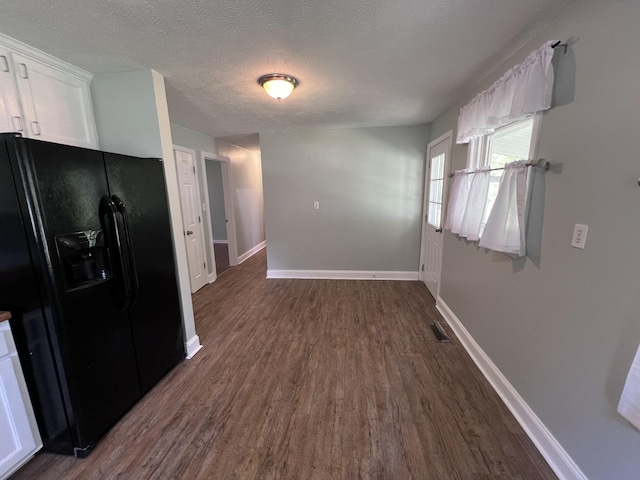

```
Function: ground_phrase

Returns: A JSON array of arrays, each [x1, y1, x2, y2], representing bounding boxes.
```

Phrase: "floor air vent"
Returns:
[[430, 322, 451, 343]]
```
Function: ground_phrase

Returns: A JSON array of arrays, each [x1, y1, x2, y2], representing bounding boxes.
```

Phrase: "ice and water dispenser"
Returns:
[[55, 230, 111, 291]]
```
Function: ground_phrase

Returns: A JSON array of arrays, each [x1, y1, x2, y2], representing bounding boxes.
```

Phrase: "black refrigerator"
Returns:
[[0, 133, 185, 457]]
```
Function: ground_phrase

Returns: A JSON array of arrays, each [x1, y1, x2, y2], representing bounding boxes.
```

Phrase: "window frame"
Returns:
[[463, 113, 543, 237], [468, 113, 543, 171]]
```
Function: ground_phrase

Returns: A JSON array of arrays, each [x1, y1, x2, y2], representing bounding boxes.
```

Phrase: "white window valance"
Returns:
[[456, 41, 557, 144]]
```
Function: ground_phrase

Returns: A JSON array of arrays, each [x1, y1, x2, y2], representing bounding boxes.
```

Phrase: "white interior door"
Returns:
[[420, 131, 452, 298], [174, 146, 207, 293]]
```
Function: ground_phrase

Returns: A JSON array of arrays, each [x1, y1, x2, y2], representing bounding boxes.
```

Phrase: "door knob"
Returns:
[[435, 227, 443, 233], [186, 230, 194, 235]]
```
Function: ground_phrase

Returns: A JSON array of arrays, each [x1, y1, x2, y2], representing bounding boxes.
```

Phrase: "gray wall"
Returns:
[[217, 141, 265, 257], [260, 125, 430, 272], [429, 1, 640, 478], [205, 161, 227, 241], [170, 122, 217, 275]]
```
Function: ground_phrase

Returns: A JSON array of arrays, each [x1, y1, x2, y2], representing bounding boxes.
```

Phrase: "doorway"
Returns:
[[200, 151, 238, 282], [419, 131, 452, 299]]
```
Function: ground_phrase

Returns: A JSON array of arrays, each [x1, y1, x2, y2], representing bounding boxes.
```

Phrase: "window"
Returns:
[[466, 115, 539, 235], [486, 116, 535, 217], [427, 152, 445, 228]]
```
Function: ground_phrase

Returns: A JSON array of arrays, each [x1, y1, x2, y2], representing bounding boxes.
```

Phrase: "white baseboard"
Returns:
[[238, 240, 266, 264], [207, 272, 216, 283], [266, 269, 419, 281], [213, 240, 229, 244], [436, 297, 587, 480], [184, 335, 203, 359]]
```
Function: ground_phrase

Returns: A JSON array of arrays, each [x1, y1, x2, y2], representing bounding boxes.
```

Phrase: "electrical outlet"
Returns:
[[571, 224, 588, 249], [313, 201, 320, 210]]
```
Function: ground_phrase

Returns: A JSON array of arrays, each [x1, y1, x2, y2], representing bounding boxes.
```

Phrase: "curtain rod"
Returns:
[[447, 158, 549, 178], [551, 41, 568, 54]]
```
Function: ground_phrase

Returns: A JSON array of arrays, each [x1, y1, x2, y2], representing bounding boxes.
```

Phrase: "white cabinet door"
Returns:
[[12, 53, 98, 149], [0, 48, 24, 135], [0, 356, 38, 479]]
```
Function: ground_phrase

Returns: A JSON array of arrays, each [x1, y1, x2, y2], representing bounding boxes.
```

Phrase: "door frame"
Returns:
[[173, 144, 208, 293], [419, 130, 453, 298], [200, 151, 239, 282]]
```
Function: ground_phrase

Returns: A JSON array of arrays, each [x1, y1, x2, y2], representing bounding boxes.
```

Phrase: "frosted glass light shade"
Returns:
[[258, 74, 298, 100]]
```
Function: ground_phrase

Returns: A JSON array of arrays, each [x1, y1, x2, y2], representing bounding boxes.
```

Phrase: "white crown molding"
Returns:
[[436, 297, 587, 480], [0, 32, 93, 82]]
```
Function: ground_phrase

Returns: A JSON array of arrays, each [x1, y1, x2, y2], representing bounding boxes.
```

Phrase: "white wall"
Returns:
[[91, 70, 199, 354], [260, 125, 429, 273], [430, 1, 640, 478], [216, 140, 265, 258]]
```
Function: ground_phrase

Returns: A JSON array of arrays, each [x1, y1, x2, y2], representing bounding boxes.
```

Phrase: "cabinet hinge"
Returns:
[[203, 262, 206, 268], [192, 166, 196, 173], [421, 264, 425, 271], [0, 55, 9, 73], [198, 216, 201, 223]]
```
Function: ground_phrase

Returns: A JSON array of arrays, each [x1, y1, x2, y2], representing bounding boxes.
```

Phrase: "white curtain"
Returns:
[[456, 41, 556, 144], [459, 168, 491, 241], [479, 161, 529, 257], [444, 170, 471, 234]]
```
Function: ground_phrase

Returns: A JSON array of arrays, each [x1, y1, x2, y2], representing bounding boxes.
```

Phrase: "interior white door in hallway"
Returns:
[[174, 146, 207, 293], [420, 131, 452, 298]]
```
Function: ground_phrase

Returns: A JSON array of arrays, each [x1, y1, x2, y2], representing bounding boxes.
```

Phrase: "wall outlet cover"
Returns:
[[571, 224, 588, 249]]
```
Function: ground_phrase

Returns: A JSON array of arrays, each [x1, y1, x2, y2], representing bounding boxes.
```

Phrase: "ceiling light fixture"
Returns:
[[258, 74, 298, 100]]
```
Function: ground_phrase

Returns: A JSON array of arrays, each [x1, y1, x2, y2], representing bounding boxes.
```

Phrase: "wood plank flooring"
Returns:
[[12, 250, 556, 479], [214, 243, 230, 275]]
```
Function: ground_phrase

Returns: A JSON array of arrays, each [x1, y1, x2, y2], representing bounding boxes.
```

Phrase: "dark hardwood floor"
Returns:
[[214, 242, 230, 275], [12, 249, 556, 479]]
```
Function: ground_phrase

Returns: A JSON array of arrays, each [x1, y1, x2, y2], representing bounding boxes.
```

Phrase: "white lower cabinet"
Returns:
[[0, 321, 41, 480], [0, 33, 98, 149]]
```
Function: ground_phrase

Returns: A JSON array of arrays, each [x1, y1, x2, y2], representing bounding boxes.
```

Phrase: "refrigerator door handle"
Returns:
[[112, 195, 139, 308], [99, 196, 132, 311]]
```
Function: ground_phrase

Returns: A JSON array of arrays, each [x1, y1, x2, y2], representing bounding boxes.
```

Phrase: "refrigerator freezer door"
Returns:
[[9, 139, 141, 454], [104, 153, 185, 394]]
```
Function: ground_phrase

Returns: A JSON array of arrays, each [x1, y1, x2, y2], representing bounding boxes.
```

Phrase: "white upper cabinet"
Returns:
[[0, 47, 23, 134], [0, 34, 98, 149]]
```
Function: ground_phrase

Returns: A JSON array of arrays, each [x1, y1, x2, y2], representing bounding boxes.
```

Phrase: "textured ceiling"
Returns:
[[0, 0, 572, 140]]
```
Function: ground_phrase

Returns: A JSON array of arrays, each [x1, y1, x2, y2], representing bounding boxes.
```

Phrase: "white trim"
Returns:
[[213, 240, 229, 244], [207, 272, 216, 284], [184, 335, 203, 359], [200, 151, 239, 274], [435, 297, 587, 480], [0, 32, 93, 82], [238, 241, 266, 264], [266, 269, 419, 280]]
